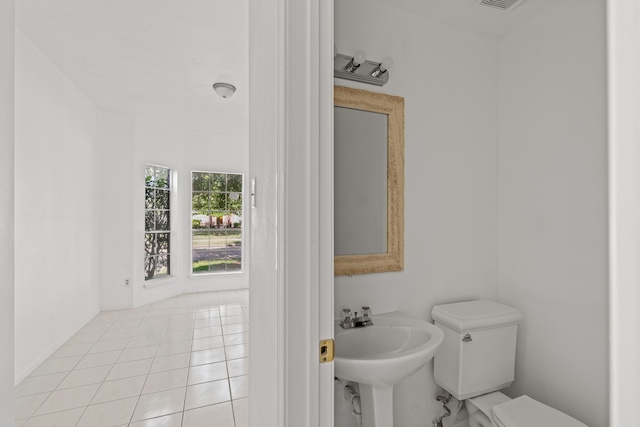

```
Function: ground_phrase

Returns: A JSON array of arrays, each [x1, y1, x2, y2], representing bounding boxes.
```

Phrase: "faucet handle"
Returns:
[[341, 308, 352, 322]]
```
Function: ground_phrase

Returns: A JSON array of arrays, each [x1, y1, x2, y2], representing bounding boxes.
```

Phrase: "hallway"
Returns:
[[14, 290, 249, 427]]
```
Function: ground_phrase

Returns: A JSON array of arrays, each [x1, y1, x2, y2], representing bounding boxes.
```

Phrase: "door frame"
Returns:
[[248, 0, 334, 426]]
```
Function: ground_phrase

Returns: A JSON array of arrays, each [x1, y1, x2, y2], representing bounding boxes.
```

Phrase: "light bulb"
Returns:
[[353, 50, 366, 65], [380, 56, 394, 72]]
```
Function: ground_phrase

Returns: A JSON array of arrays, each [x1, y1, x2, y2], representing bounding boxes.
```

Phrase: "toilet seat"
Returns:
[[492, 395, 587, 427]]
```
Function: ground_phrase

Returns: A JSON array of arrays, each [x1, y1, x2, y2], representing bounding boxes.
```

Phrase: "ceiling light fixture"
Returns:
[[212, 82, 236, 99]]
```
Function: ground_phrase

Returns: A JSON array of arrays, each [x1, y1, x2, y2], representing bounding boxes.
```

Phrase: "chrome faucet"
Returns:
[[339, 306, 374, 328]]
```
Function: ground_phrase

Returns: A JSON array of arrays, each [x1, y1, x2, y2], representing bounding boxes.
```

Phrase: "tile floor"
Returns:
[[14, 290, 249, 427]]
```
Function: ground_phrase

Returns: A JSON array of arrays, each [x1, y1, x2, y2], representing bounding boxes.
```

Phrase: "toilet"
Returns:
[[431, 299, 587, 427]]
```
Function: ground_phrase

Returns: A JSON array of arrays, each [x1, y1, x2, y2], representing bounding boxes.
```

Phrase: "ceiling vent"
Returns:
[[474, 0, 527, 12]]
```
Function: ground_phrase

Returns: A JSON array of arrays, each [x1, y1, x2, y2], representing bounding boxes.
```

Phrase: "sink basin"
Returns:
[[334, 312, 444, 427], [335, 312, 444, 388]]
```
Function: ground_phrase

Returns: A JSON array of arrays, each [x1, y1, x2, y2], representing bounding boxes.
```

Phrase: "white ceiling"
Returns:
[[16, 0, 561, 137], [374, 0, 564, 37], [16, 0, 249, 136]]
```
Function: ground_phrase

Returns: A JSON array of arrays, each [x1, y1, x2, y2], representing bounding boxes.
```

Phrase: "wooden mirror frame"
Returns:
[[334, 86, 404, 276]]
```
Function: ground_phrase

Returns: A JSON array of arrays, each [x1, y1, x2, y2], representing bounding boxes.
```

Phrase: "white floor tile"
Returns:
[[118, 345, 158, 363], [30, 356, 81, 376], [191, 335, 224, 351], [88, 338, 129, 354], [16, 290, 250, 427], [91, 375, 146, 404], [128, 412, 183, 427], [190, 348, 226, 366], [156, 340, 192, 357], [56, 365, 111, 390], [223, 332, 248, 346], [22, 407, 84, 427], [233, 398, 249, 427], [67, 331, 104, 345], [230, 375, 249, 399], [227, 358, 248, 377], [149, 353, 190, 374], [225, 344, 248, 360], [34, 383, 100, 416], [14, 393, 50, 420], [76, 397, 138, 427], [75, 349, 122, 369], [15, 373, 65, 397], [142, 368, 188, 395], [222, 323, 249, 335], [187, 362, 228, 385], [193, 326, 223, 339], [106, 359, 153, 381], [49, 342, 94, 359], [131, 388, 186, 422], [184, 379, 230, 410], [183, 402, 235, 427]]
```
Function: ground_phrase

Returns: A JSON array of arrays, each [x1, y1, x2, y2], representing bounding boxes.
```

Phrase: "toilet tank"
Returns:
[[431, 299, 523, 400]]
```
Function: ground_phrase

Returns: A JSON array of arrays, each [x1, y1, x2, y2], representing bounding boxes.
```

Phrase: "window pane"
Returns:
[[156, 168, 169, 189], [209, 229, 227, 250], [145, 255, 157, 280], [226, 253, 242, 271], [192, 172, 209, 191], [157, 233, 170, 251], [145, 166, 155, 187], [145, 211, 154, 231], [208, 250, 228, 271], [156, 211, 170, 231], [156, 189, 169, 210], [155, 255, 169, 277], [193, 230, 210, 251], [227, 174, 242, 192], [228, 194, 242, 214], [145, 188, 154, 209], [144, 234, 156, 257], [192, 192, 209, 215], [210, 174, 226, 192], [210, 193, 228, 213]]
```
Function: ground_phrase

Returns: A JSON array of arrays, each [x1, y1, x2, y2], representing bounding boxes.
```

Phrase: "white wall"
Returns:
[[14, 30, 101, 381], [497, 1, 608, 426], [334, 2, 500, 425], [0, 0, 15, 422], [98, 110, 135, 309]]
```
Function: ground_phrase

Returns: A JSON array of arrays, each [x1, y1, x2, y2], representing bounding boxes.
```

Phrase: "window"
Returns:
[[191, 172, 243, 273], [145, 165, 171, 280]]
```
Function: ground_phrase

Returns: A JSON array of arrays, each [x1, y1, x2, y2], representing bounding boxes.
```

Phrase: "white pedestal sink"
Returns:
[[334, 312, 444, 427]]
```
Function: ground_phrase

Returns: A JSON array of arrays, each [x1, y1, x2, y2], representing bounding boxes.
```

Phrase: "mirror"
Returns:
[[334, 86, 404, 276]]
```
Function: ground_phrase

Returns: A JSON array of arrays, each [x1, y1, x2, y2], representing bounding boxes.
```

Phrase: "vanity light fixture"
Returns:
[[212, 82, 236, 99], [334, 49, 393, 86]]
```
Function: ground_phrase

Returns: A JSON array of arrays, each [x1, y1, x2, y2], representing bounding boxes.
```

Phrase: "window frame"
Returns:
[[190, 170, 244, 276], [144, 164, 174, 282]]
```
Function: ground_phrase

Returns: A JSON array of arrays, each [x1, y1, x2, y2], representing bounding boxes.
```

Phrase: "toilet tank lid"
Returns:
[[431, 299, 522, 332], [493, 396, 588, 427]]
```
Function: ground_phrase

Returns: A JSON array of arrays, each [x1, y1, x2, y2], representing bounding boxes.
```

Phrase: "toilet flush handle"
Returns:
[[462, 334, 472, 342]]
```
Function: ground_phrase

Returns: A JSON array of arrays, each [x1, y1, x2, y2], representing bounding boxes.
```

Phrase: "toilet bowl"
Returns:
[[466, 392, 588, 427], [431, 300, 587, 427]]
